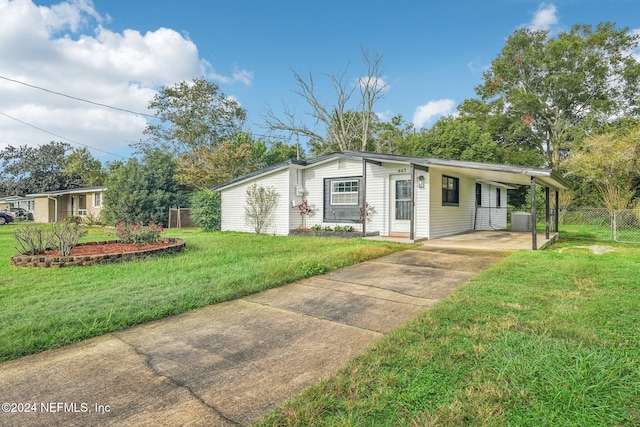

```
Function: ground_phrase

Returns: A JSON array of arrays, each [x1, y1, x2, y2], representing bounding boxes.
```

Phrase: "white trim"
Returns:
[[330, 180, 359, 205]]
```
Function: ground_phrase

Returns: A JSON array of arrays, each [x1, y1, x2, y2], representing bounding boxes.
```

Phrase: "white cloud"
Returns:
[[357, 76, 390, 92], [0, 0, 252, 161], [528, 3, 558, 32], [412, 99, 455, 128]]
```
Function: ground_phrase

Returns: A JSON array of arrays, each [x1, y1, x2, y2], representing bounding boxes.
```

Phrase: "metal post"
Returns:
[[555, 190, 559, 233], [545, 186, 550, 240], [531, 177, 537, 250]]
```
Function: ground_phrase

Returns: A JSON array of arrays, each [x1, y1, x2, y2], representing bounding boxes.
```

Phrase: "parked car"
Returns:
[[7, 207, 33, 221], [0, 211, 13, 225]]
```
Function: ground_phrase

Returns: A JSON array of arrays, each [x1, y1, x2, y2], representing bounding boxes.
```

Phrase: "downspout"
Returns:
[[47, 196, 58, 223], [545, 186, 550, 240], [530, 177, 537, 250]]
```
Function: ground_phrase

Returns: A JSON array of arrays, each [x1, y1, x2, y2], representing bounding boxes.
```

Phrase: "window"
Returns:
[[496, 188, 501, 207], [442, 175, 459, 205], [94, 192, 102, 208], [395, 180, 411, 220], [324, 177, 362, 223], [476, 183, 482, 206], [331, 180, 359, 205]]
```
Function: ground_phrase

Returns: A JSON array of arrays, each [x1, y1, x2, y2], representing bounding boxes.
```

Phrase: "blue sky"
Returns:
[[1, 0, 639, 161]]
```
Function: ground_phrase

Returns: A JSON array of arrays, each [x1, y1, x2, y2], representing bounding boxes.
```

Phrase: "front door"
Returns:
[[390, 175, 411, 234]]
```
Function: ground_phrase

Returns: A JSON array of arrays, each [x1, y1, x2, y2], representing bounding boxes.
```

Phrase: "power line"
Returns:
[[0, 111, 127, 159], [0, 75, 158, 119]]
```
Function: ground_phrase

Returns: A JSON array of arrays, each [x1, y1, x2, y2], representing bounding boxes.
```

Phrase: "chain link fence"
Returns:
[[559, 207, 640, 243], [613, 209, 640, 243]]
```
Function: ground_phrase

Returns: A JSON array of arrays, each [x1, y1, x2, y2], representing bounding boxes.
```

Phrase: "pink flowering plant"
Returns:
[[113, 222, 164, 244], [297, 200, 313, 217]]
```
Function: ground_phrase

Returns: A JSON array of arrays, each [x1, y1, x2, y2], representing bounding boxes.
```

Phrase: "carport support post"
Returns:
[[410, 163, 415, 241], [555, 190, 560, 233], [531, 176, 537, 250], [545, 186, 550, 240]]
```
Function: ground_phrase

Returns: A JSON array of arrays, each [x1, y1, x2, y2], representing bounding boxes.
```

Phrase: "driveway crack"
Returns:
[[110, 333, 241, 426]]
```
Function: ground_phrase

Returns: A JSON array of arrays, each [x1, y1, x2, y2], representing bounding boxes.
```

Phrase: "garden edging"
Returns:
[[11, 238, 185, 268]]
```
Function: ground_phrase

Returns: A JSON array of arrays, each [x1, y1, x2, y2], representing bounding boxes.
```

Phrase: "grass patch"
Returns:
[[0, 224, 411, 362], [255, 239, 640, 426]]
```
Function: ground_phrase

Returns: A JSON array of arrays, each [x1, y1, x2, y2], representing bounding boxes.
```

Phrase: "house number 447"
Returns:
[[398, 168, 407, 173]]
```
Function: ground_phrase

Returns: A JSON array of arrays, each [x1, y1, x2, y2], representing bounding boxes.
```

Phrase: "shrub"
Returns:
[[324, 226, 333, 231], [343, 225, 355, 232], [113, 222, 164, 244], [190, 190, 221, 231], [14, 226, 56, 255], [82, 212, 105, 226], [244, 184, 279, 234], [14, 223, 87, 256], [64, 215, 82, 225], [50, 223, 88, 256], [333, 225, 344, 232], [311, 224, 323, 231]]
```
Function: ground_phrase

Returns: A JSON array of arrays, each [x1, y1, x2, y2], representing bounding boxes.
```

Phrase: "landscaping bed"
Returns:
[[11, 238, 185, 268]]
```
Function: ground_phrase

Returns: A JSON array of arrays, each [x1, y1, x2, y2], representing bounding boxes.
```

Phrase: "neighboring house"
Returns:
[[0, 195, 35, 212], [212, 151, 569, 248], [27, 186, 106, 223]]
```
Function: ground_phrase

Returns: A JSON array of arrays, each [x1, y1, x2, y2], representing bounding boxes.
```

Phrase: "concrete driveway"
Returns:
[[0, 246, 508, 426]]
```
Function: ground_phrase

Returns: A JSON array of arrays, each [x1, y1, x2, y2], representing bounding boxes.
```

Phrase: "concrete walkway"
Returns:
[[0, 247, 508, 427]]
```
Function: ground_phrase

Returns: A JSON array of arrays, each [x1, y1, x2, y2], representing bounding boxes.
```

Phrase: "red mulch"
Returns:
[[45, 241, 171, 257]]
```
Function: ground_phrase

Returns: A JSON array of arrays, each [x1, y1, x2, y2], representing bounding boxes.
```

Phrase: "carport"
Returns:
[[424, 158, 570, 250]]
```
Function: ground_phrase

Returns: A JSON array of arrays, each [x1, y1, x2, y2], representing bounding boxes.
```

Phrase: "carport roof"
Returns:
[[212, 151, 570, 191]]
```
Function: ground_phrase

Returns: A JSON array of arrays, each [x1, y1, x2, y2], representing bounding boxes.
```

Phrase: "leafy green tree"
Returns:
[[175, 133, 302, 189], [374, 115, 415, 155], [477, 22, 640, 169], [63, 147, 107, 187], [0, 141, 71, 195], [190, 190, 221, 231], [142, 78, 246, 155], [413, 117, 501, 163], [102, 148, 188, 226], [456, 98, 546, 166], [564, 125, 640, 210]]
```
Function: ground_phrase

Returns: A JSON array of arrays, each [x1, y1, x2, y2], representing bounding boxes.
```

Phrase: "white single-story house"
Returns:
[[212, 151, 570, 249], [0, 195, 35, 212], [27, 186, 106, 223]]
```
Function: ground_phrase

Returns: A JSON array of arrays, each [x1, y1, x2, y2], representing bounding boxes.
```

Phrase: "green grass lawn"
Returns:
[[0, 224, 410, 362], [255, 238, 640, 426]]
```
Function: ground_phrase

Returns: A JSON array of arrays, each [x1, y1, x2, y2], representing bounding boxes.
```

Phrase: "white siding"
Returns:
[[475, 183, 508, 230], [415, 171, 429, 239], [302, 158, 363, 229], [429, 169, 476, 239], [220, 169, 291, 235], [365, 162, 391, 235], [364, 162, 428, 238], [289, 167, 308, 230]]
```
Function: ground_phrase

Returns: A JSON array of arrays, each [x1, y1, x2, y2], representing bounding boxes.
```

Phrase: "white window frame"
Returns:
[[93, 192, 103, 208], [330, 180, 359, 205]]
